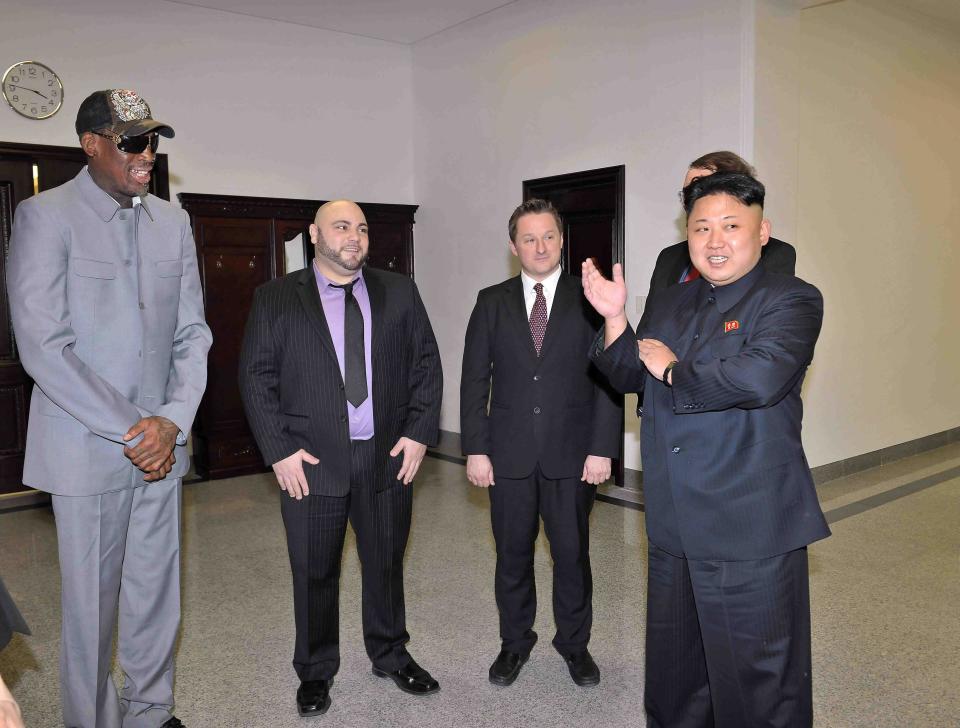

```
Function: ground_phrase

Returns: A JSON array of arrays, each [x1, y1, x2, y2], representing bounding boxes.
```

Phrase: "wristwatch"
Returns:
[[663, 360, 679, 387]]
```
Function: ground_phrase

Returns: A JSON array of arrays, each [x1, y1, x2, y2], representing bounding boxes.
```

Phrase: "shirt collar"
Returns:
[[520, 265, 562, 298], [77, 166, 154, 222], [313, 259, 365, 291], [697, 263, 764, 313]]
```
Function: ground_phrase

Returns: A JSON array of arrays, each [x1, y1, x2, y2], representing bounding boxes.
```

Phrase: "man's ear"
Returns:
[[309, 223, 319, 245], [79, 132, 98, 159], [508, 239, 519, 258], [759, 218, 771, 247]]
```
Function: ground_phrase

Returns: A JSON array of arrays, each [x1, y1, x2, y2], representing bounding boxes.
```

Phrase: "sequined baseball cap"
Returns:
[[75, 89, 175, 138]]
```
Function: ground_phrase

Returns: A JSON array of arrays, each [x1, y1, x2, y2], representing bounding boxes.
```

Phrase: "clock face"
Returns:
[[2, 61, 63, 119]]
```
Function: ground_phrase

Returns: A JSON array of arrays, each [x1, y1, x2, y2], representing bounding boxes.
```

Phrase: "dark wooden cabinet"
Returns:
[[0, 141, 168, 495], [178, 193, 418, 480]]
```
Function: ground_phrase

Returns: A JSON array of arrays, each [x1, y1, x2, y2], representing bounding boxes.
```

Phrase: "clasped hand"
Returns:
[[637, 339, 678, 381], [123, 416, 180, 482]]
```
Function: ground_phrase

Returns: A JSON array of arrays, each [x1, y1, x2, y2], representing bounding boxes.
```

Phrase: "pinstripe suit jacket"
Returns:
[[593, 265, 830, 560], [238, 266, 442, 496]]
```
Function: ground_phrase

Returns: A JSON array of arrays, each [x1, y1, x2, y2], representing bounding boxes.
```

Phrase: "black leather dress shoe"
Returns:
[[372, 658, 440, 695], [489, 649, 528, 686], [161, 719, 185, 728], [564, 650, 600, 686], [297, 679, 332, 717]]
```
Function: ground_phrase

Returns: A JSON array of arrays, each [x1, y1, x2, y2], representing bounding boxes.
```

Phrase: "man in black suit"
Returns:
[[460, 199, 621, 688], [582, 174, 830, 727], [239, 200, 443, 716], [648, 151, 796, 296]]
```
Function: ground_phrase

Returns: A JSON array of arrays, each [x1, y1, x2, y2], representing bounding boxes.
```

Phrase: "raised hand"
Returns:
[[581, 259, 627, 320]]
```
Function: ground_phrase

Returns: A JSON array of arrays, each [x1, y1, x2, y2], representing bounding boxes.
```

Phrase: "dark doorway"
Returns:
[[0, 141, 169, 494], [522, 165, 626, 486]]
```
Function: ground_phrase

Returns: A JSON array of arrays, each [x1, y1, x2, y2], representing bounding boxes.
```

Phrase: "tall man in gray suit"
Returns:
[[6, 90, 211, 728], [239, 200, 443, 717]]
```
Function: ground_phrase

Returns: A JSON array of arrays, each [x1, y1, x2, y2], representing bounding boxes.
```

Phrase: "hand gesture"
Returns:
[[581, 260, 627, 320], [272, 449, 319, 499], [581, 455, 611, 485], [466, 454, 495, 488], [391, 437, 427, 485], [638, 339, 678, 381], [142, 451, 176, 482], [123, 416, 179, 473]]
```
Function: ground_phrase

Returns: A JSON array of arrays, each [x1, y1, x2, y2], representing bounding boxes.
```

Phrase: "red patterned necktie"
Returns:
[[529, 282, 548, 355]]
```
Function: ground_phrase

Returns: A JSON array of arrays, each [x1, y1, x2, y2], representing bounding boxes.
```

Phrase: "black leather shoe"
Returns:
[[297, 679, 332, 717], [564, 650, 600, 686], [372, 658, 440, 695], [161, 719, 185, 728], [489, 649, 528, 686]]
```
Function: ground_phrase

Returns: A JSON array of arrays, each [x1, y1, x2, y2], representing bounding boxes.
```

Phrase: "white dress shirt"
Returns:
[[520, 265, 562, 319]]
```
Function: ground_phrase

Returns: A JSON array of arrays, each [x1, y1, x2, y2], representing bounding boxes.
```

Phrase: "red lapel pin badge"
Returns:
[[724, 320, 740, 333]]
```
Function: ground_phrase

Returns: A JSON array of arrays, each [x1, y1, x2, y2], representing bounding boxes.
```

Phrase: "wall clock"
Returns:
[[2, 61, 63, 119]]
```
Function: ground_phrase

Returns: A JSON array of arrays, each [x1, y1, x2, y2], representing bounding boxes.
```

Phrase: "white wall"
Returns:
[[754, 0, 960, 466], [412, 0, 754, 468], [0, 0, 415, 203]]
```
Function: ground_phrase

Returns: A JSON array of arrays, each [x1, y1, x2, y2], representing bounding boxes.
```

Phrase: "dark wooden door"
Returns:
[[523, 165, 626, 485], [0, 141, 169, 494]]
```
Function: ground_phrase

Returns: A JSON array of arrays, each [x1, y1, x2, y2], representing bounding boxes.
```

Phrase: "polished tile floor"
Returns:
[[1, 443, 958, 727]]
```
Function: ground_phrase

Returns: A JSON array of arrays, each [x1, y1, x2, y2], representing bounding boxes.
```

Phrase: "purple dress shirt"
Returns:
[[313, 262, 374, 440]]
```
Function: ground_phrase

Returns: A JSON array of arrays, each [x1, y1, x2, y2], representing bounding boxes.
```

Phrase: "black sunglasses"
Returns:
[[92, 130, 160, 154]]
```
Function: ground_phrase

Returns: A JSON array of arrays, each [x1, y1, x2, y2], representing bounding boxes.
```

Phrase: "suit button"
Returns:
[[671, 446, 680, 453], [340, 415, 346, 422], [693, 333, 700, 340], [707, 296, 716, 304], [533, 407, 541, 414], [533, 375, 540, 381]]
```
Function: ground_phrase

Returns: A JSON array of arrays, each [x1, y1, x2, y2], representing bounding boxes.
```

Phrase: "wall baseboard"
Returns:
[[428, 425, 960, 495]]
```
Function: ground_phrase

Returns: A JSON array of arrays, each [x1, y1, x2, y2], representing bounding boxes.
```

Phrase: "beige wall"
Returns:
[[0, 0, 415, 203], [754, 0, 960, 466]]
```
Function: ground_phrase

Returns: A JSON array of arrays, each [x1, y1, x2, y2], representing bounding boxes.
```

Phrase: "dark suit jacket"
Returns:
[[648, 236, 796, 296], [593, 265, 830, 560], [460, 273, 621, 480], [239, 266, 442, 496]]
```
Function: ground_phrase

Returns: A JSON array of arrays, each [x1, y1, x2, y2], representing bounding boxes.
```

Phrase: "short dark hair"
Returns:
[[508, 198, 563, 242], [687, 150, 756, 177], [683, 172, 765, 215]]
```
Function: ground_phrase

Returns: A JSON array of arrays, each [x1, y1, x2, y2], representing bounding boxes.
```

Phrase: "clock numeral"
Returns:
[[50, 90, 58, 98], [48, 79, 54, 86], [27, 67, 36, 76], [11, 95, 18, 102], [10, 75, 19, 83], [41, 106, 48, 113]]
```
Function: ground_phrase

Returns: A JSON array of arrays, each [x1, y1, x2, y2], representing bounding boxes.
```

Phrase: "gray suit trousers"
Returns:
[[52, 479, 182, 728]]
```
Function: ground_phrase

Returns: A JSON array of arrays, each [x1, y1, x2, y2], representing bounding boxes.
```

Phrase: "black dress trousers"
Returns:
[[280, 438, 413, 681], [645, 544, 813, 728], [488, 466, 596, 656]]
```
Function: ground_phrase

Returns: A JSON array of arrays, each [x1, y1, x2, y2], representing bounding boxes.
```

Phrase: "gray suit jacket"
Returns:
[[6, 167, 211, 496]]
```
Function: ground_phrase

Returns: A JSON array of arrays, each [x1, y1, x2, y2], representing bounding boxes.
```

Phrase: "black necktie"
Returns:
[[334, 281, 367, 407]]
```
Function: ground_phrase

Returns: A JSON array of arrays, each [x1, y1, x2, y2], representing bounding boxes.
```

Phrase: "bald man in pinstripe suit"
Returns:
[[239, 200, 443, 717]]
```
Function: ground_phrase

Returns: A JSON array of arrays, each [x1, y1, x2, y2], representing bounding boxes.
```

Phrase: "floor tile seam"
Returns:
[[816, 456, 960, 508], [823, 464, 960, 525]]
